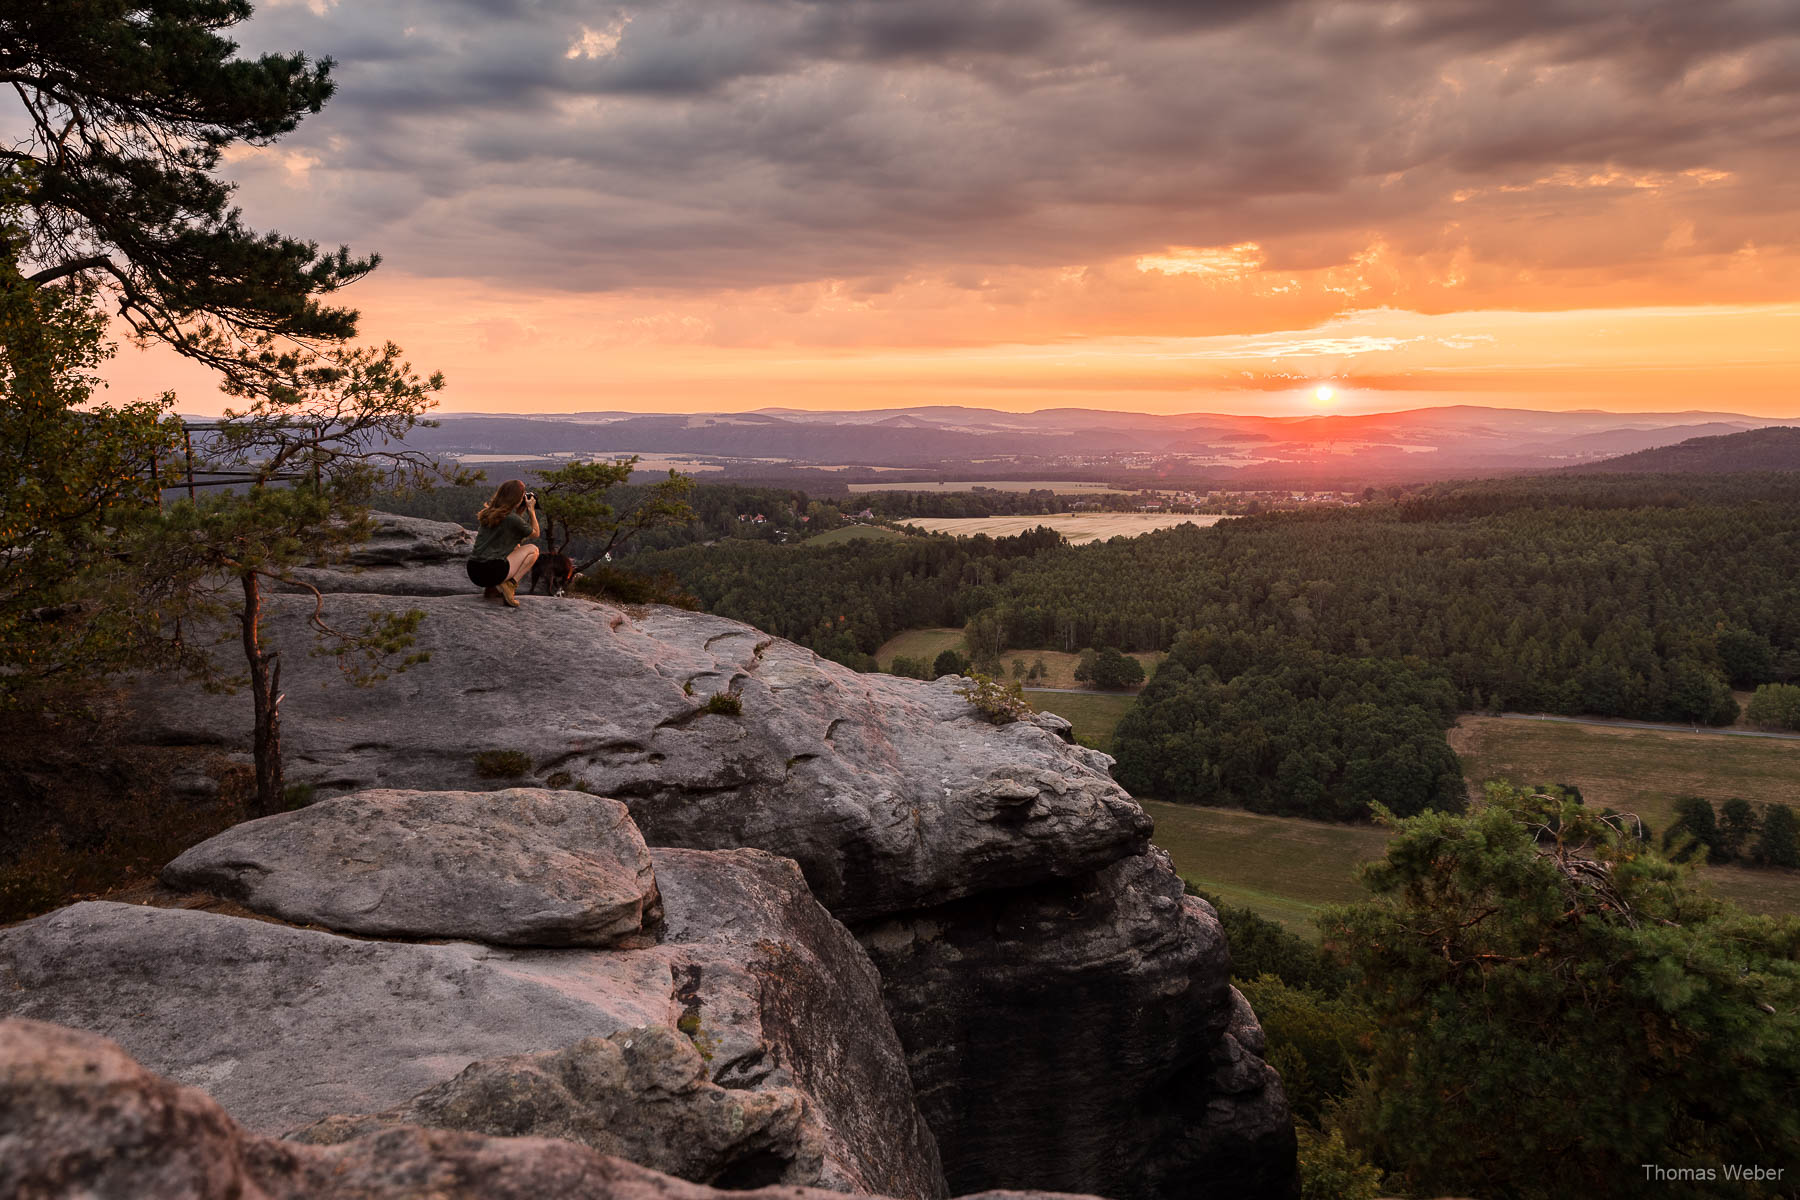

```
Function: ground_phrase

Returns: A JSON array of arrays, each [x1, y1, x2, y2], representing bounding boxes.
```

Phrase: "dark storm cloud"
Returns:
[[228, 0, 1800, 292]]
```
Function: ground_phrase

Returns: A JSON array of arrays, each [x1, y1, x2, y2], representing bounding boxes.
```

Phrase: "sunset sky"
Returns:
[[103, 0, 1800, 418]]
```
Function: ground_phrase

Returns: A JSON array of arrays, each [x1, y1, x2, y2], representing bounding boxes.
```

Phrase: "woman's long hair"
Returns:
[[477, 479, 527, 528]]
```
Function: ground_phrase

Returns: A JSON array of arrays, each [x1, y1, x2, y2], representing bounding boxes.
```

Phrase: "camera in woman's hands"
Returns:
[[524, 491, 536, 504]]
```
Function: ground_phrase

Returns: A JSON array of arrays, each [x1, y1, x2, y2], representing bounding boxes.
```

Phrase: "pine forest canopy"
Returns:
[[625, 472, 1800, 818]]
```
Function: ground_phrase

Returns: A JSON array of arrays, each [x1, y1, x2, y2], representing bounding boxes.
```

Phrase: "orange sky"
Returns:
[[96, 1, 1800, 419]]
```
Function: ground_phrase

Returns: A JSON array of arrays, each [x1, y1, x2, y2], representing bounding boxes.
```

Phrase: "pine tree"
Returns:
[[1327, 785, 1800, 1199], [2, 0, 368, 391]]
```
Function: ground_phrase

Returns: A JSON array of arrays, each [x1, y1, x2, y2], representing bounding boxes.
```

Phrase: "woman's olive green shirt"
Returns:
[[470, 511, 533, 561]]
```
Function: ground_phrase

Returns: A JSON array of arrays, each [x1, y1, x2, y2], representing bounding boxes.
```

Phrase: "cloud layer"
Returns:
[[94, 0, 1800, 414], [233, 0, 1799, 298]]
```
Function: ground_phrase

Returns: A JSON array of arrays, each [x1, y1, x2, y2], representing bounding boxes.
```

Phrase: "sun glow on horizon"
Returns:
[[1313, 384, 1337, 406]]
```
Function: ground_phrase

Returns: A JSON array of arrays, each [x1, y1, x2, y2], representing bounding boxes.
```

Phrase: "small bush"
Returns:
[[1237, 973, 1376, 1128], [544, 770, 574, 789], [702, 692, 742, 717], [280, 782, 316, 811], [473, 749, 532, 778], [955, 672, 1034, 724], [1297, 1127, 1385, 1200]]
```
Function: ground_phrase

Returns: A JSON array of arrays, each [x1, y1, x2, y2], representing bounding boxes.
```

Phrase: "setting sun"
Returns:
[[1313, 384, 1337, 405]]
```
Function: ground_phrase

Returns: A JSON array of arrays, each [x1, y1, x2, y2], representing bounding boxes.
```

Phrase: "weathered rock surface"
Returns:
[[0, 1019, 1087, 1200], [277, 513, 480, 596], [857, 851, 1296, 1200], [346, 514, 476, 564], [128, 589, 1150, 923], [0, 846, 943, 1198], [161, 788, 661, 948], [113, 513, 1295, 1199], [289, 1027, 808, 1187], [283, 558, 477, 596]]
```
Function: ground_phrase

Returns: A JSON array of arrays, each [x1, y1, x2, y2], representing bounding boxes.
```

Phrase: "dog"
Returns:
[[529, 552, 577, 596]]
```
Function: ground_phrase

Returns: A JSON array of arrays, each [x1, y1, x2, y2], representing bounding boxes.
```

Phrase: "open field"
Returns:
[[875, 627, 966, 667], [898, 512, 1227, 544], [1145, 785, 1800, 934], [1142, 801, 1388, 937], [1025, 690, 1136, 752], [1451, 716, 1800, 916], [847, 480, 1129, 494], [1004, 648, 1164, 690], [806, 524, 907, 545], [1451, 715, 1800, 834], [875, 629, 1162, 690]]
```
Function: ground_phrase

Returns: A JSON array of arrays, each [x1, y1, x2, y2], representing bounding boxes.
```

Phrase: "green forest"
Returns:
[[626, 472, 1800, 820]]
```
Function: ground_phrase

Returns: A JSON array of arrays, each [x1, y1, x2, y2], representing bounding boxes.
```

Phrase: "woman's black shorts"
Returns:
[[466, 558, 510, 588]]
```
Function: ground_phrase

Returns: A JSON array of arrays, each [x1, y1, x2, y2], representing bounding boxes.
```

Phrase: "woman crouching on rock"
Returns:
[[467, 480, 540, 607]]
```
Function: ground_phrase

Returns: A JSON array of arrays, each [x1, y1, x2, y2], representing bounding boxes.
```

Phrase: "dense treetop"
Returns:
[[1, 0, 369, 391]]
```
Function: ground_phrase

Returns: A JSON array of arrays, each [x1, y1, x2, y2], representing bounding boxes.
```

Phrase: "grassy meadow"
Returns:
[[1144, 715, 1800, 935], [1142, 800, 1387, 937], [875, 627, 965, 666], [1450, 715, 1800, 917], [875, 627, 1162, 690], [1450, 716, 1800, 835], [806, 523, 907, 545], [1025, 689, 1136, 752]]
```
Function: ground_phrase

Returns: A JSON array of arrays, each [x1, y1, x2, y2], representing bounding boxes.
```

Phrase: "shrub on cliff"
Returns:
[[955, 673, 1033, 724], [1325, 783, 1800, 1200]]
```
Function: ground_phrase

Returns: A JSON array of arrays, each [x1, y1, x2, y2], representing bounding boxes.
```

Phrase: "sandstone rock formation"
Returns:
[[162, 788, 661, 947], [105, 513, 1296, 1199], [289, 1026, 809, 1186], [860, 854, 1293, 1198], [0, 1019, 1083, 1200], [129, 590, 1151, 924], [0, 843, 943, 1199], [278, 511, 478, 596]]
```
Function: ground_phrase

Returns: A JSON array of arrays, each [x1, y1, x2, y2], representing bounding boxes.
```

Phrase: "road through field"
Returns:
[[1498, 712, 1800, 742]]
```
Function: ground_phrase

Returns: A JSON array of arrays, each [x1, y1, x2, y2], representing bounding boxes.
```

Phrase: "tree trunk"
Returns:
[[240, 572, 284, 815]]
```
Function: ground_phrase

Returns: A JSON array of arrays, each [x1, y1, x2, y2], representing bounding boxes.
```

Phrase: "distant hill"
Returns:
[[405, 403, 1799, 487], [1574, 426, 1800, 474]]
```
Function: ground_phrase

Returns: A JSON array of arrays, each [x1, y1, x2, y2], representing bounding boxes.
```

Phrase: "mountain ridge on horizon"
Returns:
[[372, 403, 1800, 487], [429, 401, 1797, 426]]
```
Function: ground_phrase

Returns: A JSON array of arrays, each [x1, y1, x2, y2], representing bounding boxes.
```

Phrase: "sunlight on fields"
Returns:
[[899, 512, 1227, 544]]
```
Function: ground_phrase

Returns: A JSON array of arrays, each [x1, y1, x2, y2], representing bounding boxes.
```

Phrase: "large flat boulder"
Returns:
[[856, 850, 1297, 1200], [276, 513, 479, 596], [1, 1019, 1083, 1200], [0, 847, 944, 1198], [161, 788, 660, 948], [348, 513, 475, 564], [128, 593, 1150, 923]]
